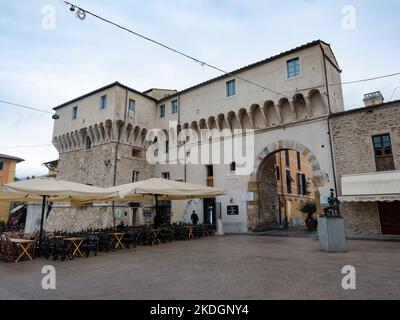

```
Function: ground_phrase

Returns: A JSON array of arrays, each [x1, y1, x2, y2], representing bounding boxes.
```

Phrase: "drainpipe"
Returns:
[[177, 95, 186, 182], [320, 44, 339, 196], [112, 89, 129, 229]]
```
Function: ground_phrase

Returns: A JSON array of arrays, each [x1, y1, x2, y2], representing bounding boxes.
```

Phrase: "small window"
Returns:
[[206, 165, 214, 177], [132, 171, 140, 182], [132, 149, 144, 158], [72, 106, 78, 120], [165, 140, 169, 154], [129, 99, 135, 112], [100, 95, 107, 110], [226, 80, 236, 97], [285, 150, 290, 167], [297, 173, 302, 195], [297, 152, 301, 170], [301, 174, 307, 196], [286, 170, 292, 194], [373, 134, 395, 171], [84, 137, 92, 150], [159, 105, 166, 118], [276, 166, 280, 181], [0, 161, 3, 171], [171, 100, 178, 114], [230, 162, 236, 172], [287, 57, 301, 79], [162, 172, 170, 180]]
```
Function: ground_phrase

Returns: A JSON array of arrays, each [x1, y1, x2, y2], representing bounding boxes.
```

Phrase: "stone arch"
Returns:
[[308, 89, 328, 117], [250, 104, 267, 130], [278, 98, 296, 124], [247, 140, 325, 231], [238, 108, 254, 131], [293, 93, 310, 121], [227, 111, 242, 134], [207, 116, 218, 131], [263, 100, 280, 127]]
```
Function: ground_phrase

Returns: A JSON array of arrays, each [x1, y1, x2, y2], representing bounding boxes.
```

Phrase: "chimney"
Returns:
[[363, 91, 384, 107]]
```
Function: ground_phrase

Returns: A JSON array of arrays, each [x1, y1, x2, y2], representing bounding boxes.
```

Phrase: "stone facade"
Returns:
[[48, 40, 342, 232], [330, 100, 400, 235]]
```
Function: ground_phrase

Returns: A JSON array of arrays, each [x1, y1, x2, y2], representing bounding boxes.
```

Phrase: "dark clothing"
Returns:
[[154, 214, 163, 228], [191, 213, 199, 225]]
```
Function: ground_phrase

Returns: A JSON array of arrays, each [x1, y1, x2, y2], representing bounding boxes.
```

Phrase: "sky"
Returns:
[[0, 0, 399, 178]]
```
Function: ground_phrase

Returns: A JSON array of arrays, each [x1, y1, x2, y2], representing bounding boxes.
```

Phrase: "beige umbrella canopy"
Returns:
[[0, 177, 120, 247], [1, 177, 118, 202], [109, 178, 225, 201]]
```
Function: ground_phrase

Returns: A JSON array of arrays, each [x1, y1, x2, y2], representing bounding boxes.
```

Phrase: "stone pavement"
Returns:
[[0, 235, 399, 300]]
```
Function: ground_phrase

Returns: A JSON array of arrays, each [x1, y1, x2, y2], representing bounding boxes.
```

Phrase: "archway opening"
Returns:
[[248, 142, 325, 232]]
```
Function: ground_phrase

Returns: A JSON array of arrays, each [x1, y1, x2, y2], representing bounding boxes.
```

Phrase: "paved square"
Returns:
[[1, 235, 399, 300]]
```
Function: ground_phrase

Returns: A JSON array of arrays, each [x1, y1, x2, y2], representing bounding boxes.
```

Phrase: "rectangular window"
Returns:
[[159, 105, 166, 118], [286, 170, 292, 194], [297, 152, 301, 170], [276, 166, 280, 181], [129, 99, 135, 112], [285, 150, 290, 167], [72, 106, 78, 120], [373, 134, 395, 171], [206, 165, 214, 177], [100, 95, 107, 110], [230, 162, 236, 172], [132, 171, 140, 183], [171, 100, 178, 114], [162, 172, 170, 180], [297, 173, 302, 195], [226, 80, 236, 97], [287, 57, 301, 79], [301, 174, 308, 196], [166, 140, 169, 154], [0, 161, 3, 171]]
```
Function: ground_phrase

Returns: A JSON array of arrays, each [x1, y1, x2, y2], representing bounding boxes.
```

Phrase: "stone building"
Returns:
[[331, 97, 400, 236], [48, 40, 344, 233]]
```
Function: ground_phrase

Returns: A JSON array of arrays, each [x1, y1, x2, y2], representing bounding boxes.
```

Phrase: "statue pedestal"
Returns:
[[216, 219, 224, 236], [317, 216, 348, 253]]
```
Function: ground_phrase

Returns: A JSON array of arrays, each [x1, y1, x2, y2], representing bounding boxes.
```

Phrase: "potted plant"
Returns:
[[299, 200, 318, 231]]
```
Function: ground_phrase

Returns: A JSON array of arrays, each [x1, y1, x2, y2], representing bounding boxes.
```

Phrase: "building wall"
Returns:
[[0, 158, 17, 222], [330, 101, 400, 235]]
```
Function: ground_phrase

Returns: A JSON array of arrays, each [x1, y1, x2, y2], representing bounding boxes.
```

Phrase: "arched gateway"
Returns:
[[247, 140, 327, 231]]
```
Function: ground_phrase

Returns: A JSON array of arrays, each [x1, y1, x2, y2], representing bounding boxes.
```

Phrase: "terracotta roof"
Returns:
[[331, 99, 400, 117], [0, 154, 24, 163]]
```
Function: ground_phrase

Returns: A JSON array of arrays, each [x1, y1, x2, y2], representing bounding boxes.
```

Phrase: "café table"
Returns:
[[64, 237, 85, 257], [10, 238, 35, 263], [109, 233, 125, 249]]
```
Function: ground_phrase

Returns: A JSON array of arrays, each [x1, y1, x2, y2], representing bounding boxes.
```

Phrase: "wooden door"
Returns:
[[379, 202, 400, 235]]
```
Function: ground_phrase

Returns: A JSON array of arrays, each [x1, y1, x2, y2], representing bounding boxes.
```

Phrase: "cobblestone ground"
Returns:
[[1, 235, 399, 300]]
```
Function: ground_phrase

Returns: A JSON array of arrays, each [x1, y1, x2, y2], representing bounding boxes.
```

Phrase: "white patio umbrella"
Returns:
[[109, 178, 225, 225], [1, 177, 119, 248]]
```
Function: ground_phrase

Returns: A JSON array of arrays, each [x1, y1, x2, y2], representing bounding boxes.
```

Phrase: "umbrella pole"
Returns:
[[38, 195, 47, 257], [155, 195, 159, 225], [112, 201, 116, 230]]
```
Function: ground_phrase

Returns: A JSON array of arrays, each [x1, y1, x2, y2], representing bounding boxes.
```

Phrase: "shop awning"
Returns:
[[339, 171, 400, 202]]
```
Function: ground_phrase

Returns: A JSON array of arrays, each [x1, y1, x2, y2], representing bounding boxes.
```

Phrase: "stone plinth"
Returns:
[[318, 216, 348, 253]]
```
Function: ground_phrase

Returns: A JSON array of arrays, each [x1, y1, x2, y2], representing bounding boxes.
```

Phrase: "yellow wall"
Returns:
[[0, 158, 17, 222], [275, 150, 316, 225]]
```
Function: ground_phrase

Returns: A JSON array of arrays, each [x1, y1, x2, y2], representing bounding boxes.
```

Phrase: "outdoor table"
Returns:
[[109, 233, 125, 249], [64, 237, 84, 257], [150, 229, 161, 246], [10, 238, 35, 263], [186, 226, 195, 240]]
